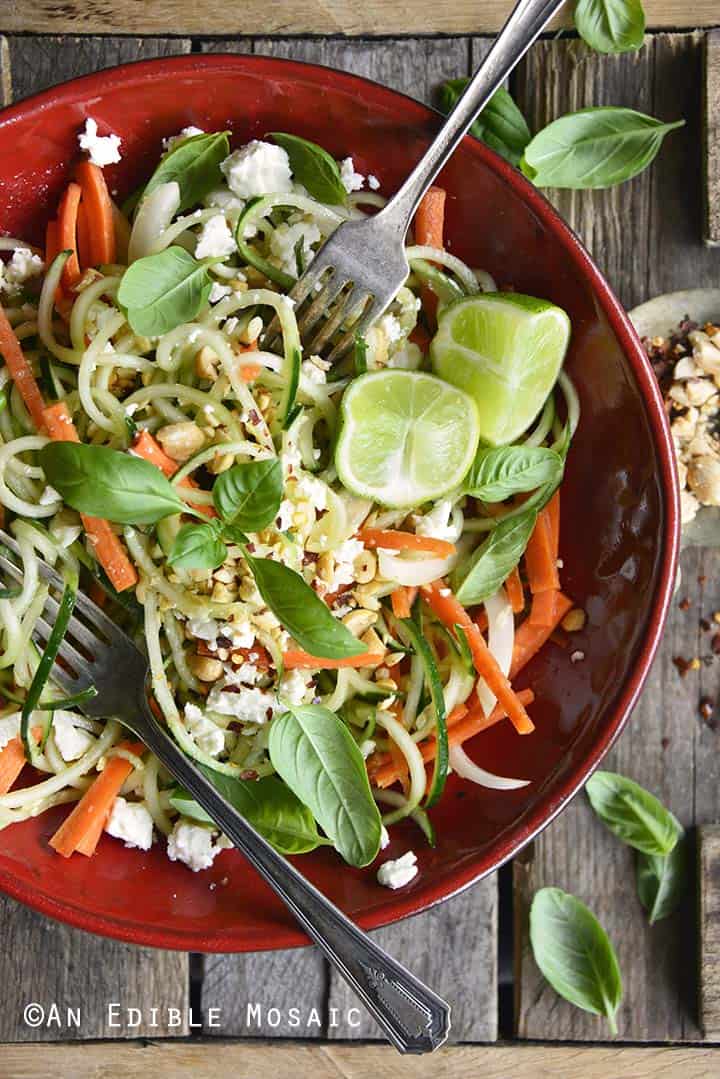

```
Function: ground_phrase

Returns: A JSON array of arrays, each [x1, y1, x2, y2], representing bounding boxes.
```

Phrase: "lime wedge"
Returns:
[[335, 370, 480, 508], [430, 293, 571, 445]]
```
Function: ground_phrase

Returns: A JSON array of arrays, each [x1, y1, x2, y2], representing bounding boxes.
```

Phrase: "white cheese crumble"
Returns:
[[38, 485, 62, 506], [221, 140, 293, 199], [209, 281, 232, 303], [162, 125, 205, 153], [106, 797, 154, 851], [279, 669, 313, 706], [195, 214, 236, 260], [0, 714, 19, 751], [301, 357, 328, 384], [339, 157, 364, 193], [0, 247, 44, 295], [269, 220, 321, 276], [414, 499, 460, 543], [184, 703, 226, 758], [275, 498, 294, 531], [380, 825, 390, 849], [167, 819, 225, 872], [187, 617, 219, 643], [78, 118, 122, 168], [293, 472, 329, 513], [329, 537, 365, 591], [206, 684, 278, 724], [377, 850, 418, 889], [53, 714, 94, 762], [368, 174, 380, 191]]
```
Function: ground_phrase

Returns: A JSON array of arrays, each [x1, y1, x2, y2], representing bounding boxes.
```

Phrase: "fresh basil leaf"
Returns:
[[636, 834, 688, 924], [212, 458, 283, 532], [39, 443, 187, 525], [268, 703, 382, 866], [574, 0, 645, 54], [586, 770, 682, 857], [145, 131, 231, 212], [171, 769, 324, 855], [466, 445, 564, 502], [400, 617, 448, 807], [530, 887, 623, 1033], [118, 246, 213, 336], [247, 556, 365, 659], [439, 80, 531, 167], [167, 522, 227, 570], [271, 132, 347, 206], [452, 507, 536, 606], [520, 107, 684, 189]]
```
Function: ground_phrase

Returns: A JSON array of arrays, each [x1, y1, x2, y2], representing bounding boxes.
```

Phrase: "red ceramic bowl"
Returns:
[[0, 54, 678, 952]]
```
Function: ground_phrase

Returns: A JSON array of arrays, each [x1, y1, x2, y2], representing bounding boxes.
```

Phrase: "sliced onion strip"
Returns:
[[449, 744, 529, 790]]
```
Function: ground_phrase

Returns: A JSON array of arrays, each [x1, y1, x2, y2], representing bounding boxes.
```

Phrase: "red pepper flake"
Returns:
[[661, 737, 670, 750], [701, 618, 711, 632], [700, 697, 716, 726], [673, 656, 691, 677], [712, 634, 720, 655], [678, 597, 691, 611]]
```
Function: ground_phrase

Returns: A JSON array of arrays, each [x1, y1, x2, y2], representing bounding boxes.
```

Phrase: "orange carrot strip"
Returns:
[[524, 507, 560, 594], [391, 586, 418, 620], [360, 528, 456, 559], [75, 161, 116, 266], [282, 650, 384, 670], [421, 580, 534, 734], [0, 728, 41, 795], [505, 566, 525, 614], [43, 402, 138, 592], [547, 490, 560, 559], [239, 362, 262, 382], [49, 740, 145, 858], [132, 430, 216, 519], [57, 182, 82, 289], [528, 588, 558, 628], [415, 185, 446, 249], [76, 200, 92, 270], [0, 302, 48, 431], [510, 593, 573, 679]]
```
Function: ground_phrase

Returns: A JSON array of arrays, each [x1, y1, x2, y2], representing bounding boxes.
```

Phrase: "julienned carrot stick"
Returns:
[[0, 727, 43, 794], [49, 740, 145, 858], [75, 161, 116, 266], [415, 185, 446, 249], [360, 529, 456, 559], [239, 363, 262, 382], [421, 580, 534, 735], [528, 588, 558, 628], [42, 402, 138, 592], [132, 430, 217, 519], [76, 200, 92, 270], [0, 302, 48, 431], [282, 650, 384, 670], [390, 586, 417, 620], [524, 506, 560, 594], [57, 182, 82, 290], [547, 490, 560, 559], [510, 592, 573, 679], [505, 566, 525, 614]]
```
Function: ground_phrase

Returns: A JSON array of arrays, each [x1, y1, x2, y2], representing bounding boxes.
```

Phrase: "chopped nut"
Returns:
[[156, 421, 205, 462], [207, 450, 235, 475], [561, 608, 586, 633], [353, 549, 377, 584], [341, 609, 378, 637], [316, 552, 334, 586], [240, 315, 263, 345], [688, 455, 720, 506], [188, 654, 223, 682], [361, 627, 386, 658], [195, 345, 219, 380], [211, 581, 236, 603]]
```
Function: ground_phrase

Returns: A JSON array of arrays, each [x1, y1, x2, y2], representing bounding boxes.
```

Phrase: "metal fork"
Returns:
[[0, 530, 449, 1054], [268, 0, 567, 361]]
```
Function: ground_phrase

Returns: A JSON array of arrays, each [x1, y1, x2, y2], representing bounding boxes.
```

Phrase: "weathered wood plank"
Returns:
[[705, 31, 720, 245], [2, 1, 718, 37], [3, 1041, 720, 1078], [0, 37, 10, 107], [699, 825, 720, 1037]]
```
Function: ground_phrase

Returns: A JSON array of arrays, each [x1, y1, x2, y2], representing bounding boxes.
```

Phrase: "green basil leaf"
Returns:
[[247, 556, 365, 659], [212, 458, 283, 532], [574, 0, 645, 54], [171, 770, 324, 855], [400, 617, 448, 807], [268, 703, 382, 866], [636, 835, 688, 924], [439, 80, 531, 166], [167, 522, 227, 570], [466, 445, 564, 502], [530, 887, 623, 1034], [586, 770, 682, 856], [271, 132, 347, 205], [118, 246, 212, 336], [39, 443, 187, 525], [145, 131, 231, 212], [452, 507, 536, 606], [520, 107, 684, 189]]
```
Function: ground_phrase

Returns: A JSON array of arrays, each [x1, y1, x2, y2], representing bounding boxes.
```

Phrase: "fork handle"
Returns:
[[380, 0, 568, 233], [135, 695, 451, 1053]]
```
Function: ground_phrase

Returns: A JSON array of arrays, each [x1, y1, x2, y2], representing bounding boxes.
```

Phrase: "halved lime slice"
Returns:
[[335, 370, 480, 508], [430, 293, 571, 445]]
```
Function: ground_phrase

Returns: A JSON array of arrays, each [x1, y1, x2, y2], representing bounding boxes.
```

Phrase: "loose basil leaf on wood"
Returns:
[[585, 770, 682, 856], [270, 132, 347, 206], [530, 887, 623, 1034], [439, 80, 531, 167], [118, 246, 213, 336], [268, 703, 382, 866], [574, 0, 646, 55], [39, 443, 187, 525], [213, 458, 283, 532], [247, 556, 365, 659], [452, 507, 536, 606], [636, 834, 688, 924], [145, 131, 231, 212], [171, 769, 325, 855], [466, 445, 564, 502], [520, 107, 684, 189], [167, 522, 227, 570]]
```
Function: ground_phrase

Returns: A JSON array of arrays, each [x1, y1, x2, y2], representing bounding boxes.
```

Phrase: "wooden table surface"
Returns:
[[2, 12, 720, 1075]]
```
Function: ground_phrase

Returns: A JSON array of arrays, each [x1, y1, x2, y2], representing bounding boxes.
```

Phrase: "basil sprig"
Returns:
[[167, 522, 228, 571], [145, 131, 231, 212], [117, 246, 213, 336], [530, 887, 623, 1034], [466, 445, 564, 502], [268, 703, 382, 866], [585, 771, 682, 857], [452, 507, 537, 606], [521, 107, 684, 189], [213, 459, 283, 533], [271, 132, 347, 205], [574, 0, 646, 55], [438, 80, 531, 167]]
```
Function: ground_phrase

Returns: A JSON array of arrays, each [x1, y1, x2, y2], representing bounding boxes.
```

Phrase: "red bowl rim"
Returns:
[[0, 52, 680, 952]]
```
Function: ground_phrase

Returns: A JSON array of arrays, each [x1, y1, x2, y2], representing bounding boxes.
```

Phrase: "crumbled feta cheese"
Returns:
[[204, 187, 246, 216], [224, 661, 261, 686], [195, 214, 236, 260], [360, 739, 376, 759], [53, 714, 94, 761], [209, 281, 232, 303], [221, 140, 293, 199], [0, 714, 19, 751], [368, 174, 380, 191], [206, 684, 278, 724], [78, 118, 122, 168], [280, 669, 313, 706], [379, 313, 403, 344], [380, 825, 390, 849], [377, 850, 418, 889], [269, 220, 321, 276], [275, 498, 295, 531], [187, 617, 219, 644], [225, 619, 255, 649], [387, 342, 422, 370], [301, 358, 327, 384], [0, 247, 44, 295], [106, 796, 154, 851], [167, 819, 225, 872], [414, 499, 460, 543], [184, 703, 226, 758], [570, 650, 585, 664], [38, 485, 62, 506], [339, 157, 364, 193], [293, 473, 329, 513], [281, 442, 303, 477], [329, 537, 365, 590], [163, 125, 205, 153]]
